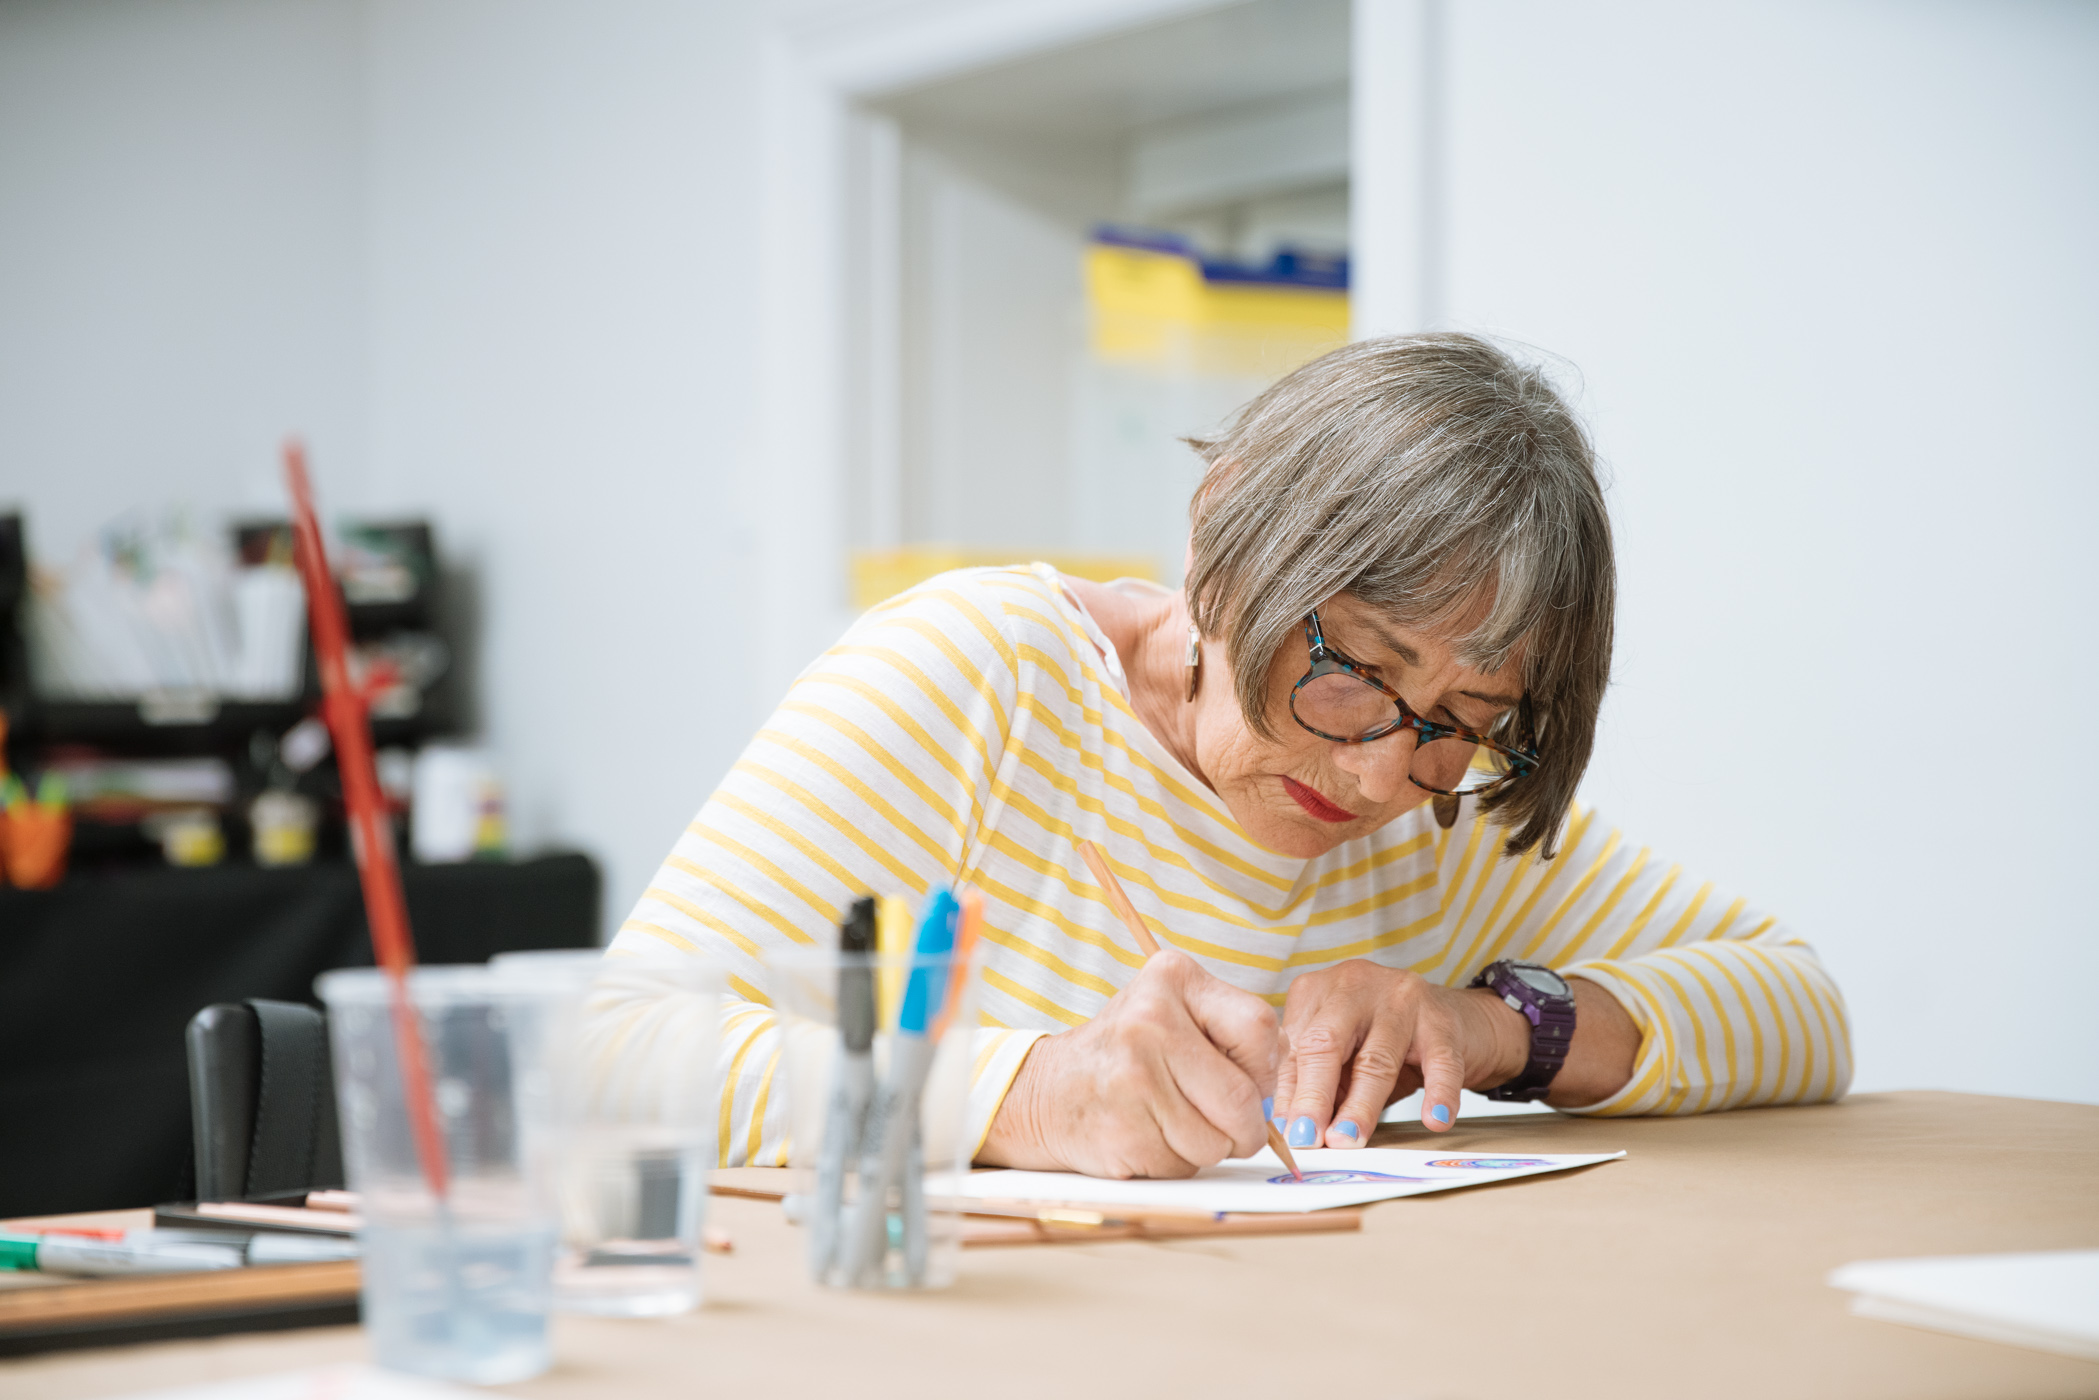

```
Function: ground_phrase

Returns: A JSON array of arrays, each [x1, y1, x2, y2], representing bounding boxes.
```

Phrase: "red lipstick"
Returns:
[[1282, 777, 1358, 824]]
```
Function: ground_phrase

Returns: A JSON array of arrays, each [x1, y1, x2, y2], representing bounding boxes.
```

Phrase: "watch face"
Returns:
[[1512, 963, 1570, 998]]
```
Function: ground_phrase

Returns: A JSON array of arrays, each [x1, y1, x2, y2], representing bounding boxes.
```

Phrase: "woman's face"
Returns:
[[1191, 592, 1525, 859]]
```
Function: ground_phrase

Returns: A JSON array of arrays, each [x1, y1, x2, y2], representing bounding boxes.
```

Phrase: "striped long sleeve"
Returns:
[[610, 582, 1048, 1166], [602, 564, 1851, 1169], [1422, 802, 1853, 1114]]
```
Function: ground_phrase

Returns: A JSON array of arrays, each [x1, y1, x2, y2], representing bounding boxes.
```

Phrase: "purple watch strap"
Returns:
[[1469, 960, 1576, 1103]]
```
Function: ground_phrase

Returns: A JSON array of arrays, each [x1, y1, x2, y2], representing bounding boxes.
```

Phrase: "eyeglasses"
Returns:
[[1288, 610, 1540, 797]]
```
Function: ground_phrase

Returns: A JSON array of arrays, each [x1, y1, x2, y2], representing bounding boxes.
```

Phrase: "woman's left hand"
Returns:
[[1272, 959, 1529, 1148]]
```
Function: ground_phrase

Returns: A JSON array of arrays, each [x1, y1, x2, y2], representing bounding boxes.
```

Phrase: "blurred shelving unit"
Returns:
[[0, 510, 468, 867], [3, 515, 462, 752]]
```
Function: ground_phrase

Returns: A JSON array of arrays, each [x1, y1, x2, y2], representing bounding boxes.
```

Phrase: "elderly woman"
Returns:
[[611, 333, 1850, 1177]]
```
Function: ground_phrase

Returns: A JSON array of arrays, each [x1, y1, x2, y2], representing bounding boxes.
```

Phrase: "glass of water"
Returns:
[[318, 965, 565, 1385], [495, 949, 723, 1317]]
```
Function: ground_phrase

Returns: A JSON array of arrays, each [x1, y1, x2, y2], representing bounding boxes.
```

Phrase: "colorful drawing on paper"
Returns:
[[1268, 1170, 1437, 1186], [1424, 1158, 1551, 1170], [948, 1148, 1626, 1216]]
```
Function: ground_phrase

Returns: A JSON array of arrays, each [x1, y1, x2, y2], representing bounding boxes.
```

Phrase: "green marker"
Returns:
[[0, 1232, 241, 1275]]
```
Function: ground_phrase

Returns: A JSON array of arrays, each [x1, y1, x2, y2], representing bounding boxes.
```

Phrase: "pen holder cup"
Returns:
[[317, 966, 569, 1385], [769, 946, 981, 1291], [492, 949, 723, 1317]]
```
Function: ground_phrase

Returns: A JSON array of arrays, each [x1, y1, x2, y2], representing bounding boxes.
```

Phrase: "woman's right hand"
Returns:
[[975, 949, 1281, 1179]]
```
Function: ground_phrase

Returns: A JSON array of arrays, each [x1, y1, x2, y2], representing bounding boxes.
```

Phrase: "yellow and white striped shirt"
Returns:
[[609, 564, 1852, 1165]]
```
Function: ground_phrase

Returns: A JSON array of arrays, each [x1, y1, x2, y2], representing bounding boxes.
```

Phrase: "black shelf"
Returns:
[[21, 696, 450, 758], [29, 699, 306, 755]]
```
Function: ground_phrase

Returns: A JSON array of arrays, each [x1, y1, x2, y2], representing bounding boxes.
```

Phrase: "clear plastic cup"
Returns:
[[317, 966, 565, 1385], [770, 945, 979, 1290], [495, 949, 723, 1316]]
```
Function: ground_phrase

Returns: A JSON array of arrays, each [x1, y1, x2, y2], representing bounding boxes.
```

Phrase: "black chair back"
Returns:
[[185, 1000, 344, 1202]]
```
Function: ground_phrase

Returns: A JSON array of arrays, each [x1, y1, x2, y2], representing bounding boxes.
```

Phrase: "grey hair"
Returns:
[[1184, 332, 1613, 859]]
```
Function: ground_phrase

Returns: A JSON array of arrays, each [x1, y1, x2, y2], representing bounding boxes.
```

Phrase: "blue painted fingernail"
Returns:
[[1431, 1104, 1452, 1125], [1287, 1116, 1318, 1148], [1335, 1120, 1360, 1141], [1262, 1096, 1274, 1121]]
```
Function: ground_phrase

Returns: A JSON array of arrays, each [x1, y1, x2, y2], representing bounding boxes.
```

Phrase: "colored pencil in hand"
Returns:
[[1074, 839, 1303, 1181]]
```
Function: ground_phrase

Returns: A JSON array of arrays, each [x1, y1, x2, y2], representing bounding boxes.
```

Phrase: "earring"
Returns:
[[1183, 624, 1202, 702], [1432, 794, 1461, 830]]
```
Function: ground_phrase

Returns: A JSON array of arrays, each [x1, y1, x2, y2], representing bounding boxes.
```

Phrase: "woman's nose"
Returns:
[[1333, 731, 1414, 804]]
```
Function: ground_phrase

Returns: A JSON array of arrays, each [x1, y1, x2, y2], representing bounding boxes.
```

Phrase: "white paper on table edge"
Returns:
[[1845, 1294, 2099, 1363], [1828, 1250, 2099, 1363]]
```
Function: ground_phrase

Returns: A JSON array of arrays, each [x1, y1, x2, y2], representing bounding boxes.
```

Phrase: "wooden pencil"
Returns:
[[1076, 839, 1161, 957], [941, 1197, 1227, 1224], [961, 1208, 1361, 1248], [1075, 840, 1305, 1182]]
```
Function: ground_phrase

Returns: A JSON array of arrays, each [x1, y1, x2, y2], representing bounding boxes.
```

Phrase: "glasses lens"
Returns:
[[1412, 736, 1512, 795], [1294, 672, 1400, 740]]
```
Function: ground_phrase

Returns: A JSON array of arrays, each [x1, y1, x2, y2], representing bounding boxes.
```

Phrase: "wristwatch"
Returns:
[[1469, 960, 1577, 1102]]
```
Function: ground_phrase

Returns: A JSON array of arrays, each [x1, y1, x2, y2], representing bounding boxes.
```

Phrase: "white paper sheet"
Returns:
[[106, 1367, 482, 1400], [938, 1146, 1624, 1215], [1828, 1250, 2099, 1362]]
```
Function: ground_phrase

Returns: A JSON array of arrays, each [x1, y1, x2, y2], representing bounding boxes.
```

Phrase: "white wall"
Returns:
[[898, 147, 1082, 550], [0, 0, 366, 556], [1405, 1, 2098, 1102], [359, 0, 768, 935]]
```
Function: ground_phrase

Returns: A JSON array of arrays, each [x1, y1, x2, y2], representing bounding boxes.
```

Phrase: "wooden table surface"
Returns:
[[5, 1090, 2096, 1400]]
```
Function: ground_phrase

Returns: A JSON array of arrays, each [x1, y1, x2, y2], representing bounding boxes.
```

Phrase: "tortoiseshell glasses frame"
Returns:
[[1288, 609, 1541, 797]]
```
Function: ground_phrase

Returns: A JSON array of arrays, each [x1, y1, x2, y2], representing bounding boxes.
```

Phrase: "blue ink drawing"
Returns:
[[1423, 1157, 1551, 1170], [1268, 1170, 1438, 1186]]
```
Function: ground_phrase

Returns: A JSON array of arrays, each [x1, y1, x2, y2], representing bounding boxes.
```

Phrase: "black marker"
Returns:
[[811, 896, 877, 1281]]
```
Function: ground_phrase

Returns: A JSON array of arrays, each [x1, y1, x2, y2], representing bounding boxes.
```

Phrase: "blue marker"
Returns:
[[897, 889, 958, 1034]]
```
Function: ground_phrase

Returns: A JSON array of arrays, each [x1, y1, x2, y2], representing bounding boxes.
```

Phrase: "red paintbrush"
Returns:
[[284, 440, 450, 1203]]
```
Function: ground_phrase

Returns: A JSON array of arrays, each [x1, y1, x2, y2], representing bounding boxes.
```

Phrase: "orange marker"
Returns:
[[930, 887, 985, 1044]]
